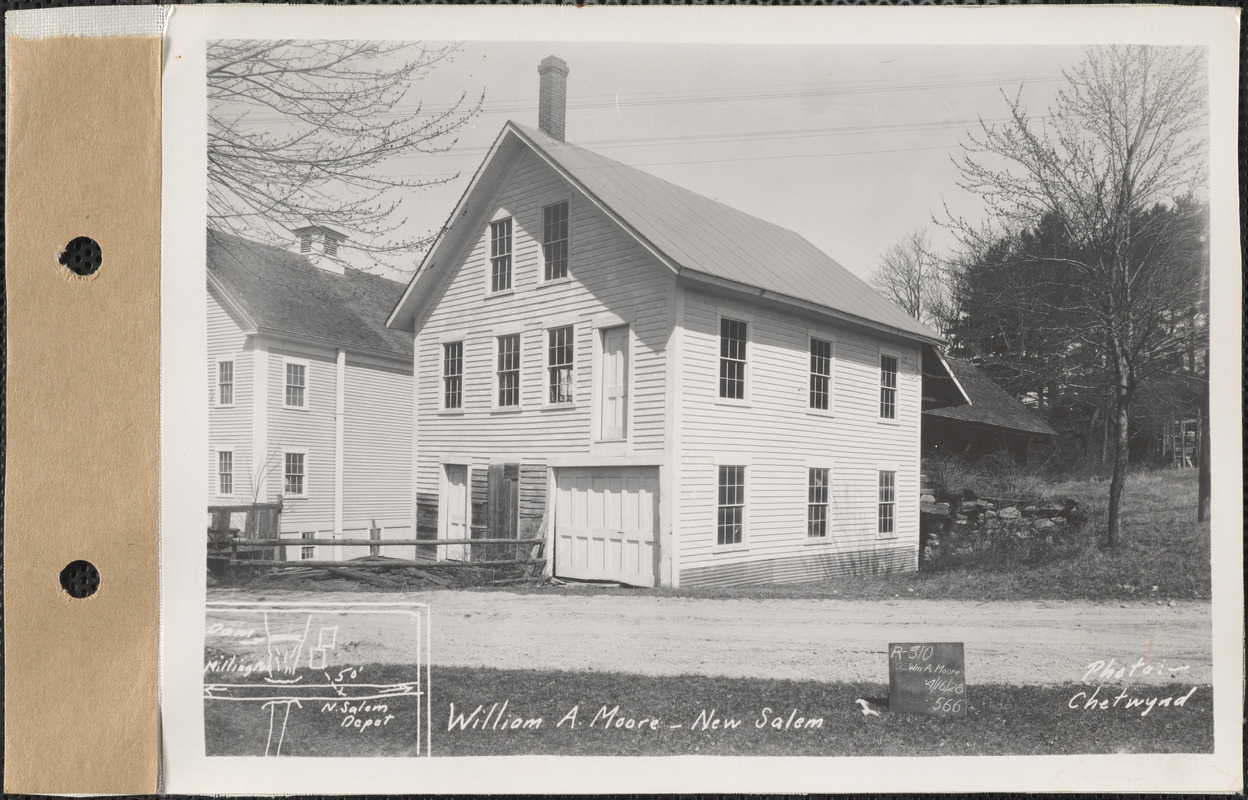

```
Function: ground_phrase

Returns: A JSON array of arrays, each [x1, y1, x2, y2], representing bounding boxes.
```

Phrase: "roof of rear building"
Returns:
[[924, 357, 1057, 437], [509, 122, 940, 343], [207, 230, 413, 357]]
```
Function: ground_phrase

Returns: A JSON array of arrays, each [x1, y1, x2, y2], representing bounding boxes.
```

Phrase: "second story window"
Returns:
[[217, 360, 234, 406], [443, 341, 463, 410], [543, 201, 569, 281], [809, 338, 833, 410], [879, 354, 898, 420], [285, 361, 307, 408], [719, 317, 748, 400], [490, 218, 513, 293], [547, 325, 574, 404], [496, 333, 520, 407]]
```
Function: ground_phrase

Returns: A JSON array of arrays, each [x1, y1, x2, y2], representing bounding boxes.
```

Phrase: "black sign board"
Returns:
[[888, 642, 967, 716]]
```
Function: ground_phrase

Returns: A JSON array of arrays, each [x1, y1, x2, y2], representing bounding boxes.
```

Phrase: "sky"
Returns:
[[224, 41, 1095, 282]]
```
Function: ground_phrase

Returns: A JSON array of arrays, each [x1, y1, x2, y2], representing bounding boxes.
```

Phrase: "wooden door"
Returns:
[[554, 467, 659, 587], [600, 326, 629, 440], [442, 464, 469, 561]]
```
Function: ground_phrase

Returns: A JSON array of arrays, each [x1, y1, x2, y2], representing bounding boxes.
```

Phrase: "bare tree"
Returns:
[[870, 228, 954, 335], [207, 40, 481, 269], [950, 45, 1207, 547]]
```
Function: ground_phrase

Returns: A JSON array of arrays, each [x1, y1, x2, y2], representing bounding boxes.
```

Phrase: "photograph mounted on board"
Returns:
[[199, 38, 1213, 759]]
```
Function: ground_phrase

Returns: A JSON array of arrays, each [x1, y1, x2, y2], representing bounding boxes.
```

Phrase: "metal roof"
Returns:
[[509, 122, 942, 343]]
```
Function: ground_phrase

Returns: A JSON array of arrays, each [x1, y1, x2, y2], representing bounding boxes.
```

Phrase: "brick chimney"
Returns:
[[537, 55, 569, 142]]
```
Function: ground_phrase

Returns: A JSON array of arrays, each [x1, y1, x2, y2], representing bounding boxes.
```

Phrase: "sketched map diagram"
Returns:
[[204, 602, 430, 757]]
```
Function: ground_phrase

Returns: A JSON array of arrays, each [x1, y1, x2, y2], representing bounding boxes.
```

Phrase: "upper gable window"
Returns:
[[719, 317, 748, 400], [809, 338, 832, 411], [879, 354, 898, 420], [542, 201, 569, 281], [490, 218, 513, 293]]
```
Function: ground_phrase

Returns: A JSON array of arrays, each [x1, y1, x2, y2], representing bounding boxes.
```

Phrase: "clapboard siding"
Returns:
[[676, 284, 922, 575], [207, 290, 253, 503], [681, 544, 916, 588], [266, 345, 338, 533], [343, 358, 413, 526], [413, 148, 673, 521]]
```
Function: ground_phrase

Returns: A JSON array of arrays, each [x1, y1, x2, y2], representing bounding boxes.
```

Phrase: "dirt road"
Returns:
[[206, 589, 1212, 685]]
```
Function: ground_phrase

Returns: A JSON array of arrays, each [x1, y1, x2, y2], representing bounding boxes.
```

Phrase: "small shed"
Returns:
[[921, 355, 1057, 463]]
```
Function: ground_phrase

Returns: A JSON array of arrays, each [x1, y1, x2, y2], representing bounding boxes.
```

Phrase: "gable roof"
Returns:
[[923, 357, 1057, 437], [387, 121, 942, 345], [208, 230, 413, 358]]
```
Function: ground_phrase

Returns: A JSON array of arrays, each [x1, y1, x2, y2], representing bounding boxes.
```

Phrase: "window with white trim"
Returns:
[[217, 450, 233, 496], [217, 360, 234, 406], [542, 201, 569, 281], [490, 218, 513, 293], [717, 465, 746, 546], [807, 467, 829, 537], [879, 354, 898, 419], [719, 317, 748, 400], [284, 452, 306, 497], [878, 470, 896, 534], [809, 338, 832, 410], [547, 325, 574, 404], [301, 531, 315, 561], [285, 361, 307, 408], [496, 333, 520, 407], [442, 341, 463, 410]]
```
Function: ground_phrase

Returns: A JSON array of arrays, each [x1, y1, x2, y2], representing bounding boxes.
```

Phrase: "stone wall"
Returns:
[[919, 490, 1085, 566]]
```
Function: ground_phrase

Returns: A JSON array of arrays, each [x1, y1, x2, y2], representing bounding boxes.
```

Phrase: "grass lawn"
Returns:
[[204, 664, 1212, 757]]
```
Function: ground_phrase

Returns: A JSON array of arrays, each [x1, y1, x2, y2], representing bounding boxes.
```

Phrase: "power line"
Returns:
[[376, 113, 1051, 162], [229, 69, 1066, 125], [384, 141, 963, 180]]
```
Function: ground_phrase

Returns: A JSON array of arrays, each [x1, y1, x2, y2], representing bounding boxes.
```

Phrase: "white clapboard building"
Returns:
[[386, 56, 965, 587], [208, 227, 415, 561]]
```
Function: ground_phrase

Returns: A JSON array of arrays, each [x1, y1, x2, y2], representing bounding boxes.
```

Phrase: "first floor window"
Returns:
[[217, 360, 234, 405], [717, 465, 745, 546], [301, 531, 315, 561], [878, 470, 896, 534], [808, 467, 829, 537], [547, 325, 574, 404], [497, 333, 520, 407], [284, 452, 305, 496], [719, 317, 748, 400], [217, 451, 233, 495], [285, 361, 307, 408], [879, 354, 898, 419], [443, 341, 463, 409], [809, 338, 832, 410]]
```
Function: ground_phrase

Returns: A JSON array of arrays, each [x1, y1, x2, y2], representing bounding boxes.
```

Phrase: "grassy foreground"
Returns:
[[205, 664, 1212, 758]]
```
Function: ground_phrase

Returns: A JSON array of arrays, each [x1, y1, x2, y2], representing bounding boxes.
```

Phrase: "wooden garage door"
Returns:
[[554, 467, 659, 587]]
